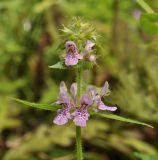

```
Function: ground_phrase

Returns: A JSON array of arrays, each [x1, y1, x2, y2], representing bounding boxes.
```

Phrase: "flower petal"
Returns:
[[58, 93, 70, 104], [70, 83, 77, 97], [60, 81, 67, 93], [89, 55, 97, 64], [73, 110, 89, 127], [73, 117, 87, 127], [65, 54, 79, 66], [95, 95, 117, 111], [98, 103, 117, 111], [58, 82, 70, 104], [101, 81, 110, 97], [65, 41, 77, 50], [53, 106, 71, 125], [80, 94, 93, 106], [75, 53, 83, 60], [87, 85, 97, 100], [85, 40, 95, 53], [53, 113, 69, 125]]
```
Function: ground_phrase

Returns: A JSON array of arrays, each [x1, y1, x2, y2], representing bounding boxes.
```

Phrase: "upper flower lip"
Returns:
[[57, 81, 70, 104], [65, 41, 77, 49], [80, 94, 93, 107]]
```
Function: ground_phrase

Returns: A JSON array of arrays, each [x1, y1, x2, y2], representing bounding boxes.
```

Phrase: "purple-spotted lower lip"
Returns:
[[68, 44, 74, 48]]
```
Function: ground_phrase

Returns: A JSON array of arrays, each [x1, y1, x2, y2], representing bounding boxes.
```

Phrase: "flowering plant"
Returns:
[[13, 18, 153, 160]]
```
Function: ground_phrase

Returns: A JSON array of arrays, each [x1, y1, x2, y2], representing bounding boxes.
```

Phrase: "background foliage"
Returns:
[[0, 0, 158, 160]]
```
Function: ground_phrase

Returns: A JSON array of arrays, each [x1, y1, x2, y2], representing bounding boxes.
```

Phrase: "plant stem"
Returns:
[[76, 126, 82, 160], [77, 67, 81, 104], [76, 66, 83, 160]]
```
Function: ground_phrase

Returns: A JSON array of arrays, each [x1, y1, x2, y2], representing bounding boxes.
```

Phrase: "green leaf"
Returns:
[[136, 0, 154, 13], [12, 98, 59, 111], [140, 13, 158, 35], [60, 25, 73, 34], [49, 61, 67, 69], [49, 61, 93, 70], [134, 153, 158, 160], [91, 112, 153, 128]]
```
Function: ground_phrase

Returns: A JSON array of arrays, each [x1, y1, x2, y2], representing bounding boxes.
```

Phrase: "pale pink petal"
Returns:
[[87, 85, 97, 100], [65, 54, 78, 66], [53, 106, 71, 125], [85, 40, 95, 53], [65, 41, 77, 49], [75, 53, 83, 60], [53, 114, 68, 125], [98, 103, 117, 111], [73, 110, 89, 127], [101, 81, 109, 97], [80, 94, 93, 106], [59, 81, 67, 93], [70, 83, 77, 97]]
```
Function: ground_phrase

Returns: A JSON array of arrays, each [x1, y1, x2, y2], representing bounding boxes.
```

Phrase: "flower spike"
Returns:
[[53, 81, 117, 127]]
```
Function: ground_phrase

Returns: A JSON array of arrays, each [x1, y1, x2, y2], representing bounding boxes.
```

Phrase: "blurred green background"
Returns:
[[0, 0, 158, 160]]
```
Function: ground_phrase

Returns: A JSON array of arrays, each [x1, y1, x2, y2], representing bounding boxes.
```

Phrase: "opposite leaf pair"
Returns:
[[53, 81, 117, 127]]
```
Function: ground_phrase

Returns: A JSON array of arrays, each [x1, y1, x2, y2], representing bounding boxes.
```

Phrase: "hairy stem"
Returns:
[[76, 66, 83, 160], [77, 67, 81, 104], [76, 126, 82, 160]]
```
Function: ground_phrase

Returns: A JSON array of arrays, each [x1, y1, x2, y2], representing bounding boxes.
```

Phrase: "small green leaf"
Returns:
[[60, 25, 73, 34], [49, 61, 67, 69], [91, 112, 153, 128], [12, 98, 59, 111], [140, 13, 158, 34]]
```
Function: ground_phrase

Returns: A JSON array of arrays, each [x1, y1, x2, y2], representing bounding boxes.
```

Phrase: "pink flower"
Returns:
[[95, 95, 117, 111], [85, 40, 95, 53], [72, 95, 93, 127], [65, 41, 82, 66], [53, 81, 117, 127], [53, 82, 71, 125], [53, 104, 71, 125], [87, 81, 117, 111]]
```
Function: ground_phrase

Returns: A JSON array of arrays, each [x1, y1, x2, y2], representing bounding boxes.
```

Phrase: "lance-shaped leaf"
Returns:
[[91, 112, 153, 128], [12, 98, 59, 111], [49, 61, 67, 69], [136, 0, 154, 13]]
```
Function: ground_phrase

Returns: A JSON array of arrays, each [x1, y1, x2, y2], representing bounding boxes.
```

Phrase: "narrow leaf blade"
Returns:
[[12, 98, 59, 111], [49, 61, 67, 69], [136, 0, 154, 13], [92, 112, 153, 128]]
